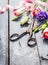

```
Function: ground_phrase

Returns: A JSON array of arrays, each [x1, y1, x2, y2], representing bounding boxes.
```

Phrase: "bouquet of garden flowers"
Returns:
[[13, 0, 48, 39]]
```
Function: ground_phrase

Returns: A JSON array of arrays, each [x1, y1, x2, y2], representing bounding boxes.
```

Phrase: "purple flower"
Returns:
[[36, 11, 48, 22]]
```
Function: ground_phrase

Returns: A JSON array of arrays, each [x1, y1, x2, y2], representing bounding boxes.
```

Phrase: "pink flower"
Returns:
[[24, 0, 36, 12], [14, 9, 23, 16], [43, 28, 48, 39], [32, 7, 41, 17], [24, 0, 32, 3]]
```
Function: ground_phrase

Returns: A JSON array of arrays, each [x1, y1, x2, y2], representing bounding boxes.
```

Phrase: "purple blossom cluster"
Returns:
[[36, 11, 48, 22]]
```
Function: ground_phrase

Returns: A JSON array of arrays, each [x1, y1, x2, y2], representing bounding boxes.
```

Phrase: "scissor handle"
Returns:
[[9, 31, 28, 42], [9, 33, 19, 42], [27, 38, 36, 47]]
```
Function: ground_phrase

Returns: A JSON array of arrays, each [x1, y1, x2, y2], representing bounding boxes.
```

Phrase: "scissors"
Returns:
[[9, 13, 36, 47]]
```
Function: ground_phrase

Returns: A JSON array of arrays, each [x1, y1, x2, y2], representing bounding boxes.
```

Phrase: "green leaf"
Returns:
[[12, 14, 22, 21], [20, 16, 29, 25], [41, 23, 47, 30], [34, 27, 39, 33], [42, 0, 47, 2]]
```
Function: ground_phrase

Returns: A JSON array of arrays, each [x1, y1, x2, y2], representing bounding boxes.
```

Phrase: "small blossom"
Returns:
[[14, 9, 23, 16], [37, 11, 48, 22], [32, 7, 41, 17], [24, 0, 32, 3], [43, 28, 48, 39]]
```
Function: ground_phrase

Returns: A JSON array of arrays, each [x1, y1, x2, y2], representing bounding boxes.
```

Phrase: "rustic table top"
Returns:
[[0, 0, 48, 65]]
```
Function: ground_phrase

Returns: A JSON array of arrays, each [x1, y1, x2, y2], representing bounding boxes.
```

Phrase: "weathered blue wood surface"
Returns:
[[10, 0, 48, 65], [0, 0, 48, 65], [35, 31, 48, 65], [0, 0, 8, 65], [10, 0, 40, 65]]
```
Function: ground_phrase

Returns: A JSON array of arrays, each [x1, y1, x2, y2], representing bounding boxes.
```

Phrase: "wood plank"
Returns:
[[0, 0, 8, 65], [35, 31, 48, 65], [10, 0, 40, 65]]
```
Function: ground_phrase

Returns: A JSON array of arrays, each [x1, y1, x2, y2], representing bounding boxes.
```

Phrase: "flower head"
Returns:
[[43, 28, 48, 39], [37, 11, 48, 22], [32, 7, 41, 17], [24, 0, 32, 3]]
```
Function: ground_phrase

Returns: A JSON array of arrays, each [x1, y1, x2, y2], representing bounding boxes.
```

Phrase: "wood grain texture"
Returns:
[[35, 31, 48, 65], [10, 0, 40, 65], [0, 0, 8, 65], [0, 0, 48, 65]]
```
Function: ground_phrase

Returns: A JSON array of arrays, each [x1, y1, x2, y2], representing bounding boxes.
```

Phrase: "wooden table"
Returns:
[[0, 0, 48, 65]]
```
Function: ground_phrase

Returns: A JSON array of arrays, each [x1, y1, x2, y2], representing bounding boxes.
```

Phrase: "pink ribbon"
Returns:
[[0, 0, 48, 14], [0, 7, 6, 13]]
